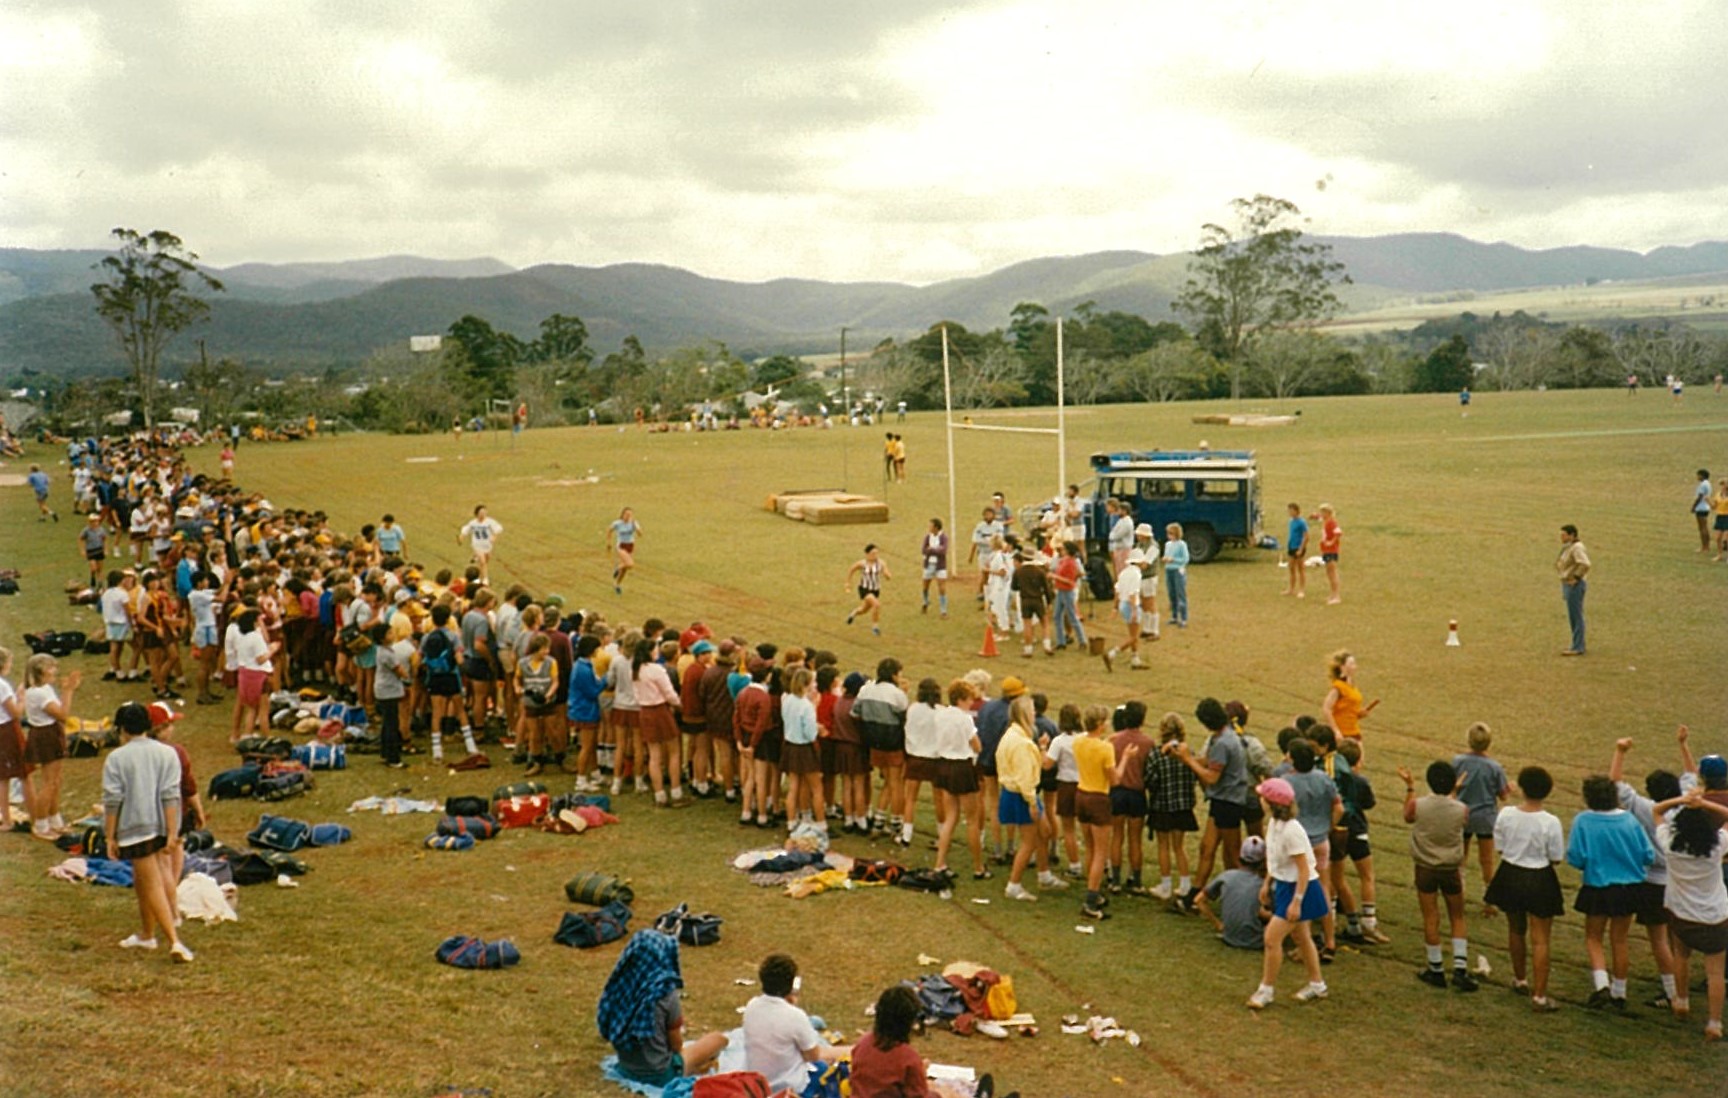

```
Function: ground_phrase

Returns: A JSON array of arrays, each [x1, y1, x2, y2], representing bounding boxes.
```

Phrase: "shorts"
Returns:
[[1715, 515, 1728, 532], [141, 632, 163, 651], [192, 624, 218, 649], [1207, 797, 1246, 830], [1668, 916, 1728, 955], [1243, 797, 1265, 824], [106, 623, 133, 643], [904, 755, 938, 783], [1574, 882, 1641, 919], [426, 672, 462, 698], [0, 720, 25, 782], [1149, 809, 1198, 833], [1037, 765, 1059, 794], [1271, 878, 1330, 922], [638, 705, 680, 745], [781, 740, 821, 775], [998, 789, 1039, 827], [571, 720, 599, 737], [86, 550, 107, 563], [616, 544, 635, 567], [1019, 599, 1045, 622], [922, 561, 948, 581], [237, 668, 269, 707], [934, 759, 980, 797], [1117, 600, 1139, 625], [869, 747, 903, 771], [856, 585, 880, 601], [1322, 552, 1339, 563], [1076, 790, 1112, 828], [23, 723, 65, 767], [462, 658, 495, 682], [116, 835, 168, 861], [1344, 833, 1372, 862], [1483, 862, 1564, 919], [617, 1053, 684, 1087], [1054, 780, 1078, 819], [1632, 880, 1671, 927], [1109, 786, 1148, 819], [1286, 548, 1304, 560], [754, 730, 782, 767], [1465, 817, 1495, 840], [1414, 864, 1463, 896]]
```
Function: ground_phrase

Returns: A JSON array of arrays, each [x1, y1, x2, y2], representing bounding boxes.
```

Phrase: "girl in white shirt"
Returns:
[[931, 679, 985, 877], [230, 608, 274, 741], [1651, 790, 1728, 1040], [0, 649, 26, 830], [22, 654, 81, 838], [1483, 766, 1567, 1012], [1248, 777, 1329, 1010]]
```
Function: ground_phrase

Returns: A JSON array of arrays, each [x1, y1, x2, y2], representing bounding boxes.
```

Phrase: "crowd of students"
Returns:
[[7, 432, 1726, 1067]]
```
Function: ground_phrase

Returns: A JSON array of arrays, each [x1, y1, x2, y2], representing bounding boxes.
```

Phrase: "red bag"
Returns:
[[692, 1072, 771, 1098], [493, 793, 550, 828]]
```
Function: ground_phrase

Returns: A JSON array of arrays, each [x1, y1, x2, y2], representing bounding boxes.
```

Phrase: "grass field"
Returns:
[[1, 390, 1725, 1097], [1329, 274, 1728, 335]]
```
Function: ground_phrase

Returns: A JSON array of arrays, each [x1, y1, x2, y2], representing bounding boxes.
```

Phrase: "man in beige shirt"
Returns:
[[1556, 524, 1591, 656]]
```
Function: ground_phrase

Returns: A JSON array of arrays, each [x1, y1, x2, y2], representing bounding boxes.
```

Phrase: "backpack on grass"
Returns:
[[246, 814, 311, 852], [445, 795, 489, 818], [208, 765, 262, 801], [553, 900, 632, 949], [565, 871, 633, 907]]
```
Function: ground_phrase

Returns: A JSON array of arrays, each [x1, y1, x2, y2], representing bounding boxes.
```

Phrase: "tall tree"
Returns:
[[90, 228, 224, 428], [1173, 195, 1349, 399], [444, 314, 524, 404], [1413, 334, 1474, 392], [527, 313, 592, 365]]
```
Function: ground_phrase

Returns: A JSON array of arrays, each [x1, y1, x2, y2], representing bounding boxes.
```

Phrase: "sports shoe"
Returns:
[[1149, 881, 1173, 901], [1038, 872, 1070, 890], [1246, 986, 1274, 1010], [1361, 926, 1392, 945], [1128, 658, 1147, 671], [1451, 969, 1479, 993], [170, 941, 194, 964], [1004, 882, 1036, 902], [1585, 987, 1612, 1010], [1646, 993, 1672, 1010], [1417, 969, 1448, 989], [1080, 903, 1111, 921], [119, 934, 158, 951], [1530, 996, 1560, 1014], [1295, 982, 1329, 1003]]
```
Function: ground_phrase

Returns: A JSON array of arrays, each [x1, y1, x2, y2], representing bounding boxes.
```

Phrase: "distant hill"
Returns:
[[4, 234, 1728, 380]]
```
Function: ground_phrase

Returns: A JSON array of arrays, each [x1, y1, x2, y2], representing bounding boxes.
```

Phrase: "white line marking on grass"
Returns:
[[1460, 423, 1728, 444], [405, 456, 441, 463]]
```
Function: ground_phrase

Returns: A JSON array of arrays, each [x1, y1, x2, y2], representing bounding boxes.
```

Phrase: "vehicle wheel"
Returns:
[[1085, 555, 1114, 600], [1186, 525, 1220, 564]]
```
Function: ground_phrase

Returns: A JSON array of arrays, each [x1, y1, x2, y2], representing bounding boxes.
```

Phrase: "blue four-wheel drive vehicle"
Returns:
[[1079, 449, 1266, 597]]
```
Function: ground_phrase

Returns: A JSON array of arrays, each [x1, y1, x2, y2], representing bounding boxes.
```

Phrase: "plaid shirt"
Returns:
[[1144, 746, 1197, 815]]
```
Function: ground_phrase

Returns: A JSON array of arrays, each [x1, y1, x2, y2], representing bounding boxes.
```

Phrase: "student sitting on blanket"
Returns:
[[598, 929, 728, 1085]]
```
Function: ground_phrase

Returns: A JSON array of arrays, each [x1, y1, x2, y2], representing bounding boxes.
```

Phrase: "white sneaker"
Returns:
[[1037, 872, 1070, 890], [1005, 882, 1037, 902], [119, 934, 158, 951], [1150, 882, 1173, 901], [1246, 986, 1274, 1010], [610, 778, 623, 796], [1296, 982, 1329, 1003], [170, 941, 195, 964]]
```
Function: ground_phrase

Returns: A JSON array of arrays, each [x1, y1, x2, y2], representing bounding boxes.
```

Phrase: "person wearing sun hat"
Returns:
[[102, 701, 193, 963], [1246, 777, 1328, 1009]]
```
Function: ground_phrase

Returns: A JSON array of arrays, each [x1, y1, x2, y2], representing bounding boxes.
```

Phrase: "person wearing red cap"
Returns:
[[144, 701, 202, 896], [103, 702, 192, 963], [1246, 777, 1328, 1009]]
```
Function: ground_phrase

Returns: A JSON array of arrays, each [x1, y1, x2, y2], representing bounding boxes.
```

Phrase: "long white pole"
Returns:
[[1056, 316, 1067, 502], [942, 325, 957, 552]]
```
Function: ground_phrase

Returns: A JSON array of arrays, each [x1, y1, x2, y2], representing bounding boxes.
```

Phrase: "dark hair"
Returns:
[[1581, 775, 1617, 812], [916, 677, 942, 706], [929, 518, 943, 531], [1561, 524, 1578, 538], [756, 643, 778, 662], [1425, 761, 1456, 795], [1645, 769, 1681, 802], [816, 665, 839, 693], [872, 984, 922, 1050], [236, 608, 259, 634], [1294, 714, 1317, 733], [431, 604, 452, 627], [1516, 766, 1553, 801], [576, 635, 601, 659], [1194, 697, 1229, 733], [875, 657, 901, 684], [1288, 740, 1317, 773], [1276, 727, 1303, 754], [1119, 700, 1146, 730], [1031, 692, 1048, 715], [1307, 725, 1337, 752], [759, 953, 798, 998], [843, 671, 867, 697], [1667, 806, 1725, 859], [1224, 700, 1249, 727], [631, 636, 657, 676]]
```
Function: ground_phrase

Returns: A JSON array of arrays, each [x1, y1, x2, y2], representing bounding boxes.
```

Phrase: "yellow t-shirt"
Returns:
[[1330, 678, 1363, 738], [1074, 735, 1115, 794]]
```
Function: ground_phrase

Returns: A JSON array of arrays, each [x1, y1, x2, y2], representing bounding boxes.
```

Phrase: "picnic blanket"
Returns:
[[598, 1030, 746, 1097]]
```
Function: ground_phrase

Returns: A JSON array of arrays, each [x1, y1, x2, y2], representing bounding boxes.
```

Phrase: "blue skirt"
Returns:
[[998, 789, 1038, 826], [1271, 878, 1329, 922]]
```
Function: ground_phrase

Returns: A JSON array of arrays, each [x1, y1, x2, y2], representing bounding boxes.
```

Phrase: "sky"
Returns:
[[3, 0, 1725, 285]]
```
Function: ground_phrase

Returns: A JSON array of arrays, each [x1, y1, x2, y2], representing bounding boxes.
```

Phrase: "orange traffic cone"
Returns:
[[979, 622, 999, 658]]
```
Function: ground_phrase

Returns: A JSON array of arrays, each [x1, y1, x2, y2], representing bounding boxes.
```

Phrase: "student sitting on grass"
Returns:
[[1198, 834, 1270, 949], [849, 985, 930, 1098], [597, 929, 727, 1086], [742, 953, 850, 1094]]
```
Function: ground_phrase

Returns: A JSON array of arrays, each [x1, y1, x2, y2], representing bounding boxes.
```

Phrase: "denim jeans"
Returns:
[[1562, 579, 1586, 653], [1053, 588, 1086, 648], [1166, 568, 1188, 625]]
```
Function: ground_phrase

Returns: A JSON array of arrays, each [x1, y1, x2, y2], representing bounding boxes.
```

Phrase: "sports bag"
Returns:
[[182, 829, 216, 854], [235, 735, 293, 761], [493, 793, 550, 829], [84, 636, 111, 655], [76, 824, 108, 860], [445, 795, 490, 818], [24, 631, 86, 657], [256, 770, 308, 802], [552, 900, 633, 948], [425, 832, 475, 852], [307, 823, 352, 846], [895, 867, 956, 894], [565, 871, 633, 907], [491, 780, 547, 802], [247, 814, 312, 852], [290, 742, 347, 770], [436, 815, 500, 840], [435, 935, 519, 969], [226, 849, 310, 885], [848, 859, 906, 886], [208, 764, 262, 800], [340, 624, 371, 656], [690, 1072, 771, 1098], [549, 791, 612, 815], [653, 903, 723, 947], [66, 732, 106, 759]]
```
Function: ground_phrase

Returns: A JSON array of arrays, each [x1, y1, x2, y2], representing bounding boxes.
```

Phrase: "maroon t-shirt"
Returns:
[[848, 1033, 928, 1098]]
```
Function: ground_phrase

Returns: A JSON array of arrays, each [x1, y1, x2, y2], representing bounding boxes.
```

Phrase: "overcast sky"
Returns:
[[3, 0, 1724, 284]]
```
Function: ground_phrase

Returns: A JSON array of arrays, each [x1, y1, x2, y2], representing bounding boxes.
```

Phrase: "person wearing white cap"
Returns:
[[1099, 551, 1148, 672], [1197, 834, 1270, 950], [1133, 524, 1161, 641]]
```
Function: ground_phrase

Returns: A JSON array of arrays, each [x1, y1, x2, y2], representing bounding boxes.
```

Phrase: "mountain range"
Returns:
[[4, 233, 1727, 379]]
